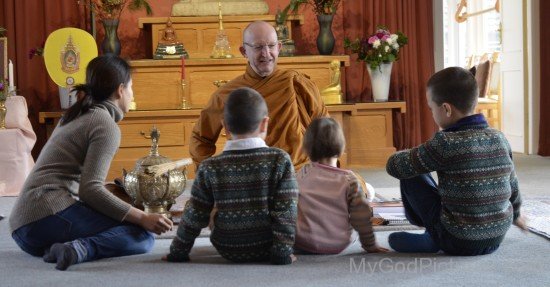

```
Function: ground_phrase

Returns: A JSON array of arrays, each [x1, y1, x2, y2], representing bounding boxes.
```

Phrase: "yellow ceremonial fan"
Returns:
[[43, 28, 97, 88]]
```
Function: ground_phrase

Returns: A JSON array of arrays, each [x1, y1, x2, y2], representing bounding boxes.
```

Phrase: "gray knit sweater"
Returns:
[[167, 146, 298, 265], [386, 114, 521, 250], [9, 101, 131, 232]]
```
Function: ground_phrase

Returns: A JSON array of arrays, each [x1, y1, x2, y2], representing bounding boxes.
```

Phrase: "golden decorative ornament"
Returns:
[[123, 127, 189, 217]]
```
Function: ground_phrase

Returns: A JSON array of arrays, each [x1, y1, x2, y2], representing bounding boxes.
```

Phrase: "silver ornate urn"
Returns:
[[123, 127, 187, 217]]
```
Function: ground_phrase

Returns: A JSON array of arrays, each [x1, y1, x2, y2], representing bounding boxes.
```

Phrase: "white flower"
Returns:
[[166, 46, 176, 54], [390, 34, 399, 41], [392, 43, 399, 50], [373, 39, 381, 49], [386, 38, 394, 45], [384, 46, 390, 52]]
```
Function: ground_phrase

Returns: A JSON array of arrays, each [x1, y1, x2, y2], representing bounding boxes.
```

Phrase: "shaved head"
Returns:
[[243, 21, 279, 43]]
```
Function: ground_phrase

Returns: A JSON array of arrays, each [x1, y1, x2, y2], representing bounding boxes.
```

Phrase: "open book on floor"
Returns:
[[375, 212, 410, 225], [370, 201, 409, 225]]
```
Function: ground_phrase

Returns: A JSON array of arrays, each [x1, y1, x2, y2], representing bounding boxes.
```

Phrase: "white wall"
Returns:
[[527, 0, 540, 154], [433, 0, 444, 72], [501, 0, 526, 153], [500, 0, 540, 154]]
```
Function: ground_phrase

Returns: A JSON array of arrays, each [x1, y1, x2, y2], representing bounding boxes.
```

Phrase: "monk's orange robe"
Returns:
[[190, 64, 329, 170]]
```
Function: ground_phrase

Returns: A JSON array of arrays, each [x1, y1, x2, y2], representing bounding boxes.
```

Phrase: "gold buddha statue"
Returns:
[[154, 20, 189, 59], [320, 60, 343, 104]]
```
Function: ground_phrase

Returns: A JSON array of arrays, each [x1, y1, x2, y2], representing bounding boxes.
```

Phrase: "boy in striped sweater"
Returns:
[[164, 87, 298, 264], [386, 67, 527, 255]]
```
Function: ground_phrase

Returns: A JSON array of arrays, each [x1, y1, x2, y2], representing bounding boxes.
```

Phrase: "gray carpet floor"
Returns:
[[1, 154, 549, 287]]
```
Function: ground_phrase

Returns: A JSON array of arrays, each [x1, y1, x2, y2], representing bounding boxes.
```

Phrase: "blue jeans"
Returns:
[[12, 202, 154, 263], [388, 174, 499, 256]]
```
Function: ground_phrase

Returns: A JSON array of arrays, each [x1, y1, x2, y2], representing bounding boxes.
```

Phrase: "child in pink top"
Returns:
[[295, 117, 388, 254]]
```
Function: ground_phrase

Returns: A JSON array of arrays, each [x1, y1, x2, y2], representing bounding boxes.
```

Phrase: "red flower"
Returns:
[[28, 41, 45, 60]]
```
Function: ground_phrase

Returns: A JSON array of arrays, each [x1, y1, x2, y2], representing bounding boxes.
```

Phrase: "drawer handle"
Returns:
[[139, 131, 151, 139], [213, 80, 229, 87]]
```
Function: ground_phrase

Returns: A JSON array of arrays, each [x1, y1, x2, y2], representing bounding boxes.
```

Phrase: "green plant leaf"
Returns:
[[128, 0, 153, 16]]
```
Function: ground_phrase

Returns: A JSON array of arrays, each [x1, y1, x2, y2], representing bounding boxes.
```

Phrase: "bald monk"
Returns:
[[190, 21, 328, 170]]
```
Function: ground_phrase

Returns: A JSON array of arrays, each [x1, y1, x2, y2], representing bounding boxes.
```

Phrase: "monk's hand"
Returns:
[[142, 213, 173, 235]]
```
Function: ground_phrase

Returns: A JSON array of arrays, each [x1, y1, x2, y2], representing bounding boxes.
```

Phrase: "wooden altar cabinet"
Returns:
[[129, 55, 350, 110], [39, 101, 405, 181]]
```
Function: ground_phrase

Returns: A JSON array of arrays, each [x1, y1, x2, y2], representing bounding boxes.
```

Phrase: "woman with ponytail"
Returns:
[[9, 55, 173, 271]]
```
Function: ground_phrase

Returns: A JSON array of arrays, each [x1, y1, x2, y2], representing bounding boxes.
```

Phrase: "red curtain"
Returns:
[[539, 1, 550, 156], [1, 0, 87, 158], [342, 0, 438, 149]]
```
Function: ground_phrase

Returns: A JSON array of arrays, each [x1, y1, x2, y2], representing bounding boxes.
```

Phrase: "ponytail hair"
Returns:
[[61, 55, 131, 125]]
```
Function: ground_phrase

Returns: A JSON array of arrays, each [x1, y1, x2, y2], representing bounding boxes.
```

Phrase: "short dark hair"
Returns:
[[303, 117, 345, 162], [224, 87, 268, 135], [427, 66, 478, 114]]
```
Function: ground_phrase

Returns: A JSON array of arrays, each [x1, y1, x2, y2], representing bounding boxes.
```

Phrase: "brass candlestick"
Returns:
[[180, 79, 190, 109]]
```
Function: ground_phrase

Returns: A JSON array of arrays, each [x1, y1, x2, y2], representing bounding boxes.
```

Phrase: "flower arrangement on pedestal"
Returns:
[[344, 26, 408, 102], [290, 0, 341, 15], [91, 0, 152, 20], [90, 0, 153, 55], [344, 26, 408, 70]]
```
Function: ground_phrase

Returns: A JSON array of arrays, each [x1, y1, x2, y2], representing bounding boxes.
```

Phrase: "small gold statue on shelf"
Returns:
[[211, 2, 234, 59], [154, 20, 189, 59], [320, 60, 343, 104]]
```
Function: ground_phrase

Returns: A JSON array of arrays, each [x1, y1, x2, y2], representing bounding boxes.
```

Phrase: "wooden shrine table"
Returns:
[[39, 101, 405, 181]]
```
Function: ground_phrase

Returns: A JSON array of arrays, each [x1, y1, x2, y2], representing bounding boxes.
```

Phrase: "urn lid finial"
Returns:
[[133, 126, 171, 170], [150, 126, 160, 156]]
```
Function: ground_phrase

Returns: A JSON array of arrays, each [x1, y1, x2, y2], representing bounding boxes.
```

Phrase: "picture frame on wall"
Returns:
[[0, 37, 7, 82]]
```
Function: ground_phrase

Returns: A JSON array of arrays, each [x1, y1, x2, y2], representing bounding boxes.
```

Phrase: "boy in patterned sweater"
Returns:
[[164, 87, 298, 264], [386, 67, 527, 255]]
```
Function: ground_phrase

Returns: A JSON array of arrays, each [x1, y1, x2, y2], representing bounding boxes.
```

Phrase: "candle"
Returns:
[[8, 60, 14, 91], [181, 56, 186, 80]]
